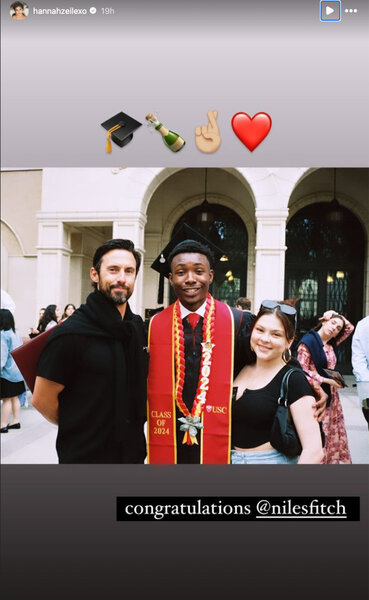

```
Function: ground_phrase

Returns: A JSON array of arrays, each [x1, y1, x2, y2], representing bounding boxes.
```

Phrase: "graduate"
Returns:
[[147, 226, 255, 464]]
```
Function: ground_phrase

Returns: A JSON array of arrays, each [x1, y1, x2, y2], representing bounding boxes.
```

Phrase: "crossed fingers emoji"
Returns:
[[195, 110, 221, 153]]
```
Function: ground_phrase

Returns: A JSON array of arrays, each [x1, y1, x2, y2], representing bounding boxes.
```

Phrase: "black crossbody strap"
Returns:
[[231, 307, 244, 336], [278, 368, 302, 407]]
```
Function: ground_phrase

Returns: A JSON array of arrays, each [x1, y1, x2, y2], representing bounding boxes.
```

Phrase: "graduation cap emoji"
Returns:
[[151, 223, 228, 304], [101, 111, 142, 153]]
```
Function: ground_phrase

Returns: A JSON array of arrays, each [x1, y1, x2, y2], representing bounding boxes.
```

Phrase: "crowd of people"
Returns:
[[0, 301, 75, 432], [1, 237, 368, 465], [29, 304, 76, 337]]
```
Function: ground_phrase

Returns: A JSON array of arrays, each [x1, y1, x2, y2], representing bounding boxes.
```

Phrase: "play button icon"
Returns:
[[320, 1, 341, 21]]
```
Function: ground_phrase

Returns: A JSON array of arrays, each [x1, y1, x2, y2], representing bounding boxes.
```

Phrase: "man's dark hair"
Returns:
[[0, 309, 15, 332], [236, 297, 251, 311], [93, 239, 141, 275], [167, 240, 214, 273]]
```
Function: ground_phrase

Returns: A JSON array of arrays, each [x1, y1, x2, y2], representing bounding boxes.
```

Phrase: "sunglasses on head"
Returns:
[[260, 300, 297, 318]]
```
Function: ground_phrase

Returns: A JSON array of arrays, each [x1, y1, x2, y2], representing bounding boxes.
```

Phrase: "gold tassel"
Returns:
[[105, 123, 122, 153], [106, 134, 112, 153]]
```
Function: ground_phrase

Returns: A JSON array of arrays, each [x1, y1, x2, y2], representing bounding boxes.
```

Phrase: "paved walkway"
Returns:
[[1, 391, 58, 464], [339, 376, 369, 464], [1, 377, 368, 464]]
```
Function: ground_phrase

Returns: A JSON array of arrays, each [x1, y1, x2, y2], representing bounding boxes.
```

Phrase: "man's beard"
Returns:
[[110, 290, 128, 305], [100, 283, 132, 305]]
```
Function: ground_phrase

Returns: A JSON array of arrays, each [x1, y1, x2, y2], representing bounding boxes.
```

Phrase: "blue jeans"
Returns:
[[231, 448, 298, 465]]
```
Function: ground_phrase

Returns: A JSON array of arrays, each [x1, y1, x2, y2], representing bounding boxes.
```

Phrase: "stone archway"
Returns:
[[285, 202, 366, 372], [171, 203, 249, 306], [143, 168, 256, 312]]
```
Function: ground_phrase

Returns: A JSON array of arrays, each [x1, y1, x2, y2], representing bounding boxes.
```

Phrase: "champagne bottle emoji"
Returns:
[[146, 113, 185, 152]]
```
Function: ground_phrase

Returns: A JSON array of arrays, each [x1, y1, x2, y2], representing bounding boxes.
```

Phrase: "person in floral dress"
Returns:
[[297, 310, 354, 464]]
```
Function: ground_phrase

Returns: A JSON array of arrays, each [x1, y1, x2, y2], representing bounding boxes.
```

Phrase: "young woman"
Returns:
[[232, 301, 324, 464], [297, 310, 354, 464], [1, 309, 26, 432], [29, 307, 46, 339], [11, 2, 27, 20], [60, 303, 76, 322], [38, 304, 62, 333]]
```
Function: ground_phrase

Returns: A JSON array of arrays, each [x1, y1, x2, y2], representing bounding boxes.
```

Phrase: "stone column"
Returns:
[[36, 220, 73, 313], [254, 208, 288, 310], [69, 228, 108, 306], [112, 212, 147, 316]]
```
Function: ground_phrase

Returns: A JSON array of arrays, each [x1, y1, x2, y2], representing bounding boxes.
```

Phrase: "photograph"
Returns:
[[1, 167, 368, 465]]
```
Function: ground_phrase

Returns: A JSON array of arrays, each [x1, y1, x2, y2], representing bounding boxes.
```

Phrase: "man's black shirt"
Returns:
[[37, 291, 147, 464]]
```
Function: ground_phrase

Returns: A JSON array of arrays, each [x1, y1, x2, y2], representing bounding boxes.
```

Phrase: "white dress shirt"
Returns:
[[179, 299, 207, 320]]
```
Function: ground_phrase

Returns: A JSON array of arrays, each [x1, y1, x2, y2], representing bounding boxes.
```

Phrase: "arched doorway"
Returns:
[[285, 202, 365, 372], [170, 203, 248, 306]]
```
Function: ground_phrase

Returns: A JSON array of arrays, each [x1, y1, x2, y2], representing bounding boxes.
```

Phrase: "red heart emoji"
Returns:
[[231, 112, 272, 152]]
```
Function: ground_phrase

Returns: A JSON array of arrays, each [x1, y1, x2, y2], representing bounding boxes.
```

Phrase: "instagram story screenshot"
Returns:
[[1, 1, 368, 598]]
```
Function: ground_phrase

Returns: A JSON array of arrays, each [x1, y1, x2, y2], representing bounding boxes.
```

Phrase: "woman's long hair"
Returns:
[[62, 303, 76, 320], [0, 309, 16, 332], [38, 304, 58, 333]]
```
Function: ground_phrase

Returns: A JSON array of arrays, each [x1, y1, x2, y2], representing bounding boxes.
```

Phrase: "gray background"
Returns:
[[2, 466, 369, 599], [1, 0, 369, 167]]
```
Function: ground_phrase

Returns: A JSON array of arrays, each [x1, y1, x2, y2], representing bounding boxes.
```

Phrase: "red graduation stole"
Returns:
[[147, 297, 234, 464]]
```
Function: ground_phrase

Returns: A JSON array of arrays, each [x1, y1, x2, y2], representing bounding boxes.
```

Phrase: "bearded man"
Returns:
[[32, 239, 148, 463]]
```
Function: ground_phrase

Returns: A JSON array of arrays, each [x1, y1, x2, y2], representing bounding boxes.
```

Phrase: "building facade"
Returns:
[[1, 167, 368, 371]]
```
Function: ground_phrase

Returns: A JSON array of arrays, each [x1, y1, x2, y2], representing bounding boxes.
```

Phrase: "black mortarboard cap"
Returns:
[[151, 223, 226, 303], [101, 111, 142, 151]]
